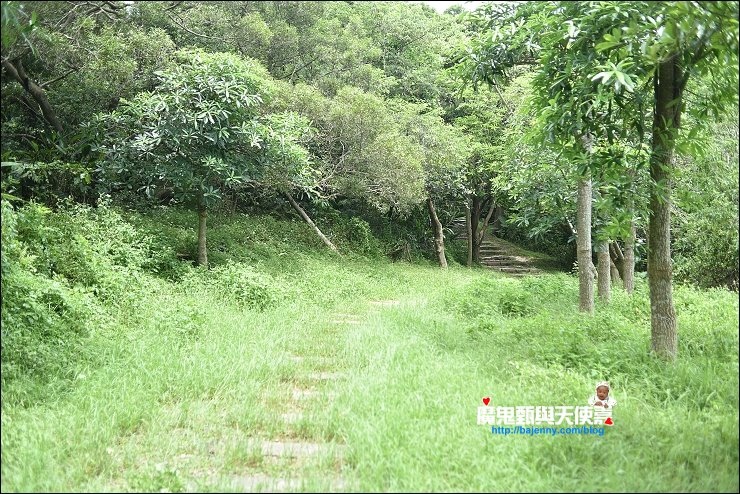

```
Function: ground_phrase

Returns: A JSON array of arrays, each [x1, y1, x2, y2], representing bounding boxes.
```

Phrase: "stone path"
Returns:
[[216, 300, 402, 492], [220, 357, 350, 492], [451, 218, 542, 277]]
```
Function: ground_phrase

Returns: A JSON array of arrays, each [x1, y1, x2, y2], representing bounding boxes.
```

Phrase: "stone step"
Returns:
[[480, 260, 529, 266], [480, 256, 530, 263], [255, 440, 346, 458], [227, 474, 303, 492], [224, 474, 351, 492], [306, 371, 344, 381], [281, 412, 303, 424], [330, 319, 361, 325], [291, 388, 320, 400], [492, 268, 540, 275], [369, 300, 401, 307], [290, 387, 337, 401], [482, 262, 535, 270], [482, 265, 531, 271]]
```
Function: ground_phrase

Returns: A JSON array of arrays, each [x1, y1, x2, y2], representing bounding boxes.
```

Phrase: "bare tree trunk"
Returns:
[[470, 196, 481, 263], [610, 258, 622, 286], [476, 201, 496, 247], [427, 198, 447, 268], [465, 200, 473, 267], [597, 240, 611, 302], [624, 221, 636, 294], [576, 172, 594, 313], [648, 56, 680, 359], [197, 200, 208, 268], [285, 191, 338, 252], [610, 241, 625, 284], [2, 59, 64, 134]]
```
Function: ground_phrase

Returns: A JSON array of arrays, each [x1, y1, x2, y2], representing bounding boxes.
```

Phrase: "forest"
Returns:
[[1, 1, 738, 492]]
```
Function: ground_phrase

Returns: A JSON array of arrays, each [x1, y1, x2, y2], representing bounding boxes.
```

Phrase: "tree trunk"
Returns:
[[465, 200, 473, 267], [2, 59, 64, 134], [470, 196, 481, 263], [648, 56, 680, 359], [597, 240, 611, 302], [609, 241, 625, 284], [624, 221, 636, 295], [197, 201, 208, 268], [476, 201, 496, 248], [576, 176, 594, 313], [427, 197, 447, 268], [285, 191, 338, 252], [610, 258, 622, 287]]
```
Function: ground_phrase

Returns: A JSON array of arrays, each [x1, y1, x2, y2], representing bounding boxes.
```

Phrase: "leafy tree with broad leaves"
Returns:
[[94, 49, 285, 267], [588, 0, 739, 358]]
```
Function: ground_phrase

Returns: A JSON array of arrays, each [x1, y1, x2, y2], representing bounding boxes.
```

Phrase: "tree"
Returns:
[[94, 49, 274, 267], [397, 103, 470, 268], [269, 81, 426, 214], [448, 78, 524, 265], [255, 111, 338, 252], [673, 105, 739, 290], [592, 0, 739, 358]]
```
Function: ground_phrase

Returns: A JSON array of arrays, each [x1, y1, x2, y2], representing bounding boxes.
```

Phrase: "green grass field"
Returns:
[[1, 206, 738, 492]]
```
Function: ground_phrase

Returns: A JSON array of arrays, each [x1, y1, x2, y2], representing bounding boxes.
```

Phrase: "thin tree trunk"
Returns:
[[648, 56, 679, 359], [610, 241, 626, 283], [610, 258, 622, 287], [576, 153, 594, 313], [2, 59, 64, 134], [597, 240, 611, 302], [285, 191, 338, 252], [470, 196, 481, 263], [197, 200, 208, 268], [624, 221, 636, 295], [465, 200, 473, 267], [476, 201, 496, 246], [427, 197, 447, 268]]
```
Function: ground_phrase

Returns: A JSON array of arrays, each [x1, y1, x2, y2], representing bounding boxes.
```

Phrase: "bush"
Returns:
[[1, 201, 104, 406], [0, 199, 187, 406], [13, 200, 183, 288], [674, 197, 739, 290], [182, 261, 283, 311]]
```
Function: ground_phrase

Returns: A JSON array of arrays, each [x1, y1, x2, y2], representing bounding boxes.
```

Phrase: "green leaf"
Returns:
[[591, 71, 613, 83], [595, 41, 620, 52]]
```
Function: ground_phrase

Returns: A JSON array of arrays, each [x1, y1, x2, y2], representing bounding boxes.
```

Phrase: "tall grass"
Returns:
[[2, 203, 738, 492]]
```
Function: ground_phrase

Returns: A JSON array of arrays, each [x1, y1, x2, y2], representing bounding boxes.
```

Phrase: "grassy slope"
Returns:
[[1, 207, 738, 492]]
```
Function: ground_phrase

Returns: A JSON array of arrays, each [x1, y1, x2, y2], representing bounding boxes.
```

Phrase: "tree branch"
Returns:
[[476, 200, 496, 244], [610, 240, 624, 261], [2, 59, 63, 133], [167, 12, 224, 40], [39, 68, 78, 88], [11, 95, 45, 124], [163, 1, 186, 12]]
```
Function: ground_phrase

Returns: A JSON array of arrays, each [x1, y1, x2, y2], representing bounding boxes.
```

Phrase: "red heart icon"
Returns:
[[482, 397, 490, 406], [604, 417, 614, 426]]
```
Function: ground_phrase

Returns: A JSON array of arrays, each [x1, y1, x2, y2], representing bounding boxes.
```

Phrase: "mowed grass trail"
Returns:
[[2, 251, 738, 492]]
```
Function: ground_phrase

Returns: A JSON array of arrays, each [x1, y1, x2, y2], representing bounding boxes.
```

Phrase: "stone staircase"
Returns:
[[450, 218, 542, 277]]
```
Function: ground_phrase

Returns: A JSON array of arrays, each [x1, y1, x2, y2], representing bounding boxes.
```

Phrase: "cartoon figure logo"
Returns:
[[588, 381, 616, 426]]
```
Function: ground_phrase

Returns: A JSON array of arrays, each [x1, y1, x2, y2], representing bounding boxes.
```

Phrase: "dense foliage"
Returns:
[[1, 2, 738, 491]]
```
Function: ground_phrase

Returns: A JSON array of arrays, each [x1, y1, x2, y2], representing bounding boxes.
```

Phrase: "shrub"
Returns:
[[182, 261, 283, 311], [1, 201, 104, 406]]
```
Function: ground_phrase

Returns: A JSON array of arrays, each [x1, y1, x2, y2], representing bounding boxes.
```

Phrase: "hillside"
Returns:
[[2, 203, 738, 492]]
